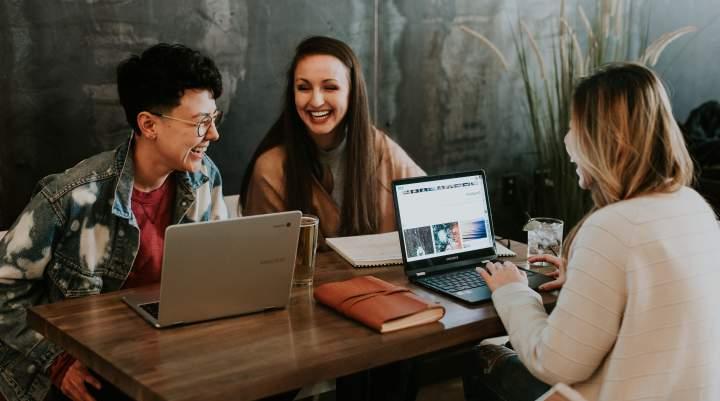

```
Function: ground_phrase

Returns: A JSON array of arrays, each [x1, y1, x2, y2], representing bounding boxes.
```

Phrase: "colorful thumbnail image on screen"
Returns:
[[459, 219, 488, 248], [432, 222, 462, 252], [403, 226, 434, 257], [404, 219, 488, 258]]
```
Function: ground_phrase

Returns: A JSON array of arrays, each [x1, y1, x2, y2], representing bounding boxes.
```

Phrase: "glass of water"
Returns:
[[525, 217, 564, 266], [293, 214, 319, 286]]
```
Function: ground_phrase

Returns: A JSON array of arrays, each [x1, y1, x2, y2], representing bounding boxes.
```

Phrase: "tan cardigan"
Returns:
[[243, 130, 425, 238]]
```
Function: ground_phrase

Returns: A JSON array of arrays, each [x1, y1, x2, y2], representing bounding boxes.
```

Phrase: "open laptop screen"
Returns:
[[393, 171, 497, 270]]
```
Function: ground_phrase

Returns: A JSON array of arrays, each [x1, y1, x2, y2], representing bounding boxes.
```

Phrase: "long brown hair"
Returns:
[[562, 63, 694, 261], [240, 36, 379, 235]]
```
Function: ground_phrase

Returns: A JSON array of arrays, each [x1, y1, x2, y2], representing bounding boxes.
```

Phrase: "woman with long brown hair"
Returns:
[[241, 36, 424, 238], [241, 36, 425, 401], [464, 63, 720, 401]]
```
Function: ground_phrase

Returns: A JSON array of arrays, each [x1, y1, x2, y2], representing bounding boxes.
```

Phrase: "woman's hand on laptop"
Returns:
[[528, 254, 566, 291], [477, 261, 528, 292]]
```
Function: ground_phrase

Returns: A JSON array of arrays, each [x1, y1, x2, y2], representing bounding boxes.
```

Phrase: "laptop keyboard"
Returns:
[[139, 302, 160, 319], [419, 269, 488, 293]]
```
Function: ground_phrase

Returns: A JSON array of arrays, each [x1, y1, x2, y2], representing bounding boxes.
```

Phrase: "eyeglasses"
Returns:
[[150, 110, 224, 137]]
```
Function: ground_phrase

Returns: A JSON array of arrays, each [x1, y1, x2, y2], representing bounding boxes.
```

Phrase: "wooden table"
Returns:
[[28, 241, 556, 401]]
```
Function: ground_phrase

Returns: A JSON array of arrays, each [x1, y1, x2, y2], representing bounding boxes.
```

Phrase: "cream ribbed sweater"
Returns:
[[492, 187, 720, 401]]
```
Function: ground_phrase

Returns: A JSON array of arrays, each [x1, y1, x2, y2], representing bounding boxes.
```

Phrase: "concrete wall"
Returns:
[[1, 0, 718, 237], [649, 0, 720, 122]]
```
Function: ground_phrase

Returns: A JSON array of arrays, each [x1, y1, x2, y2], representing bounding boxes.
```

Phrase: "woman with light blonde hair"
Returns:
[[463, 63, 720, 401]]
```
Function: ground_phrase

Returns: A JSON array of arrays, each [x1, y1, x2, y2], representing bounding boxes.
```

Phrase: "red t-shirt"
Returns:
[[124, 176, 176, 289], [49, 176, 176, 389]]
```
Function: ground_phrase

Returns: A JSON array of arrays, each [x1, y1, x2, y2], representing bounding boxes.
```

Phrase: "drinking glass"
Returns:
[[293, 214, 319, 286], [525, 217, 564, 266]]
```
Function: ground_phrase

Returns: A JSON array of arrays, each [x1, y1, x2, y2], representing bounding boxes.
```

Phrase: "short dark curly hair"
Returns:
[[117, 43, 223, 132]]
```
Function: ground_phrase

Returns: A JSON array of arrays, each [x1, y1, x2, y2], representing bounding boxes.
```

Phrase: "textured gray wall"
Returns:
[[1, 0, 718, 237], [378, 0, 564, 238], [0, 0, 251, 228], [650, 0, 720, 122]]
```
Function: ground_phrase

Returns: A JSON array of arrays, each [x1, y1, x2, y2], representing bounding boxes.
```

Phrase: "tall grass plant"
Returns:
[[461, 0, 695, 228]]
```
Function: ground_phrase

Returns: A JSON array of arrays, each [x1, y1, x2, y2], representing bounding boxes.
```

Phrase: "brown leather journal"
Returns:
[[313, 276, 445, 333]]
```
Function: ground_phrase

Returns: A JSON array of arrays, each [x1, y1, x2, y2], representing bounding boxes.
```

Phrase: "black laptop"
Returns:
[[392, 170, 553, 304]]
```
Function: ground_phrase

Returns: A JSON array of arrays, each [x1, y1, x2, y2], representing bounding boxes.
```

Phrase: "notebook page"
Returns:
[[495, 241, 517, 257], [327, 231, 518, 266], [326, 232, 402, 267]]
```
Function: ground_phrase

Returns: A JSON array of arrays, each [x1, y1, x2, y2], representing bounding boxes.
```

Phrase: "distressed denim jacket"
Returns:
[[0, 137, 228, 401]]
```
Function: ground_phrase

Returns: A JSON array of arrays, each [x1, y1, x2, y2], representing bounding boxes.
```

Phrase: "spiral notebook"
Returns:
[[326, 231, 516, 268]]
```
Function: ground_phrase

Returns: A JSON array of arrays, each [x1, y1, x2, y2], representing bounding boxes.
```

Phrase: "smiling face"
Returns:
[[154, 89, 220, 173], [564, 128, 592, 190], [293, 54, 351, 149]]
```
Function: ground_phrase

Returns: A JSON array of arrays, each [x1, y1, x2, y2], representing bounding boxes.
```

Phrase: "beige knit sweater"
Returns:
[[492, 187, 720, 401]]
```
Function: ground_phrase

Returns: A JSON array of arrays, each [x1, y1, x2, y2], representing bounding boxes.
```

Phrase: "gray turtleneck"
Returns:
[[317, 135, 347, 207]]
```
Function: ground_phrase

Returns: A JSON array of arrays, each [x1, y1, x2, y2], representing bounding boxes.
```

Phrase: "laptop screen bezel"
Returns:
[[392, 170, 497, 273]]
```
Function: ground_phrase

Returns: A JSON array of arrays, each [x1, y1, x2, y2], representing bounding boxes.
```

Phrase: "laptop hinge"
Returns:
[[408, 257, 496, 277]]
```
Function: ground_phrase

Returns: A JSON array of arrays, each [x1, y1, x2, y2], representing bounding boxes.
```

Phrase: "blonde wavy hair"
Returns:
[[562, 63, 694, 261]]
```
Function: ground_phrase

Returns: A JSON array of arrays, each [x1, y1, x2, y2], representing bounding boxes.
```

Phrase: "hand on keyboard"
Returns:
[[477, 261, 528, 292]]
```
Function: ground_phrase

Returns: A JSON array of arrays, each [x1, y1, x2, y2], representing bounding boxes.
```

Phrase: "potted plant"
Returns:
[[461, 0, 695, 228]]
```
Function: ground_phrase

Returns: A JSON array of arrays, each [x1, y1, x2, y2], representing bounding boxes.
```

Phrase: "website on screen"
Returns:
[[395, 175, 493, 262]]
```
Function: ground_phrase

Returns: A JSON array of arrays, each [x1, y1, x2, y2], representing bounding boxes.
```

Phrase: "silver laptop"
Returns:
[[123, 211, 302, 328]]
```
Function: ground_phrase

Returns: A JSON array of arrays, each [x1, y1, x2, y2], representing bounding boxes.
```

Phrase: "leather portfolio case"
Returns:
[[313, 276, 445, 333]]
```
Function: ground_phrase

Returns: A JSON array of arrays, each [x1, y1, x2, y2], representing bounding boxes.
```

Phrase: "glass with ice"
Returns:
[[524, 218, 564, 266]]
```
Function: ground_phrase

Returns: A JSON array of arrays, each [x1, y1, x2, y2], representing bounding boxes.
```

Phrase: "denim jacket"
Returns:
[[0, 136, 228, 401]]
